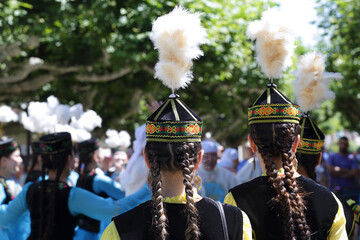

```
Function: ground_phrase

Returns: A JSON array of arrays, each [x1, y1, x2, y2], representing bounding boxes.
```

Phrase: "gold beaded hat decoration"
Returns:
[[293, 52, 343, 154], [247, 8, 301, 125], [146, 6, 207, 143]]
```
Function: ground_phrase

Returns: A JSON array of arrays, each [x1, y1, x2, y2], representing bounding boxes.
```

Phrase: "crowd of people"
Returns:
[[1, 5, 360, 240]]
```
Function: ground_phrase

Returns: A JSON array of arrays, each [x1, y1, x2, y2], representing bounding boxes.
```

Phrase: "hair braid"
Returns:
[[262, 151, 295, 239], [282, 152, 311, 239], [181, 154, 200, 240], [150, 157, 167, 240], [251, 123, 312, 239]]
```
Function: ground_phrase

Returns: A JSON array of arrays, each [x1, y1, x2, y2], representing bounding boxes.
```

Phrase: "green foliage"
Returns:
[[316, 0, 360, 133], [2, 0, 323, 146]]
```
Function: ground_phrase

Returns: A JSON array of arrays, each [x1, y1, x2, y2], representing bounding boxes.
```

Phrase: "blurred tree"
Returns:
[[1, 0, 312, 146], [317, 0, 360, 132]]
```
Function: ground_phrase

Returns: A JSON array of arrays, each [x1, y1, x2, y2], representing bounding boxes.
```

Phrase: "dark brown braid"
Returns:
[[296, 152, 318, 181], [145, 142, 201, 240], [180, 155, 201, 240], [149, 157, 168, 240], [250, 123, 311, 240]]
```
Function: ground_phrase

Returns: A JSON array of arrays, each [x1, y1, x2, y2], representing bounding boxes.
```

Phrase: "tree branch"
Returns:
[[75, 66, 132, 82], [0, 64, 80, 84]]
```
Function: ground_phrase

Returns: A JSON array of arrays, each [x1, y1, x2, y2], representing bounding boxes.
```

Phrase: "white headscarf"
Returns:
[[120, 124, 149, 196], [218, 148, 238, 169]]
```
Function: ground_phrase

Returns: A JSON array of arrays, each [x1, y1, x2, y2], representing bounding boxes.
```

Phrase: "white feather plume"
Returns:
[[70, 103, 83, 120], [105, 129, 131, 149], [0, 105, 18, 123], [55, 124, 91, 142], [247, 8, 295, 79], [56, 104, 71, 125], [70, 110, 102, 132], [150, 6, 207, 92], [293, 52, 342, 112], [47, 95, 59, 115]]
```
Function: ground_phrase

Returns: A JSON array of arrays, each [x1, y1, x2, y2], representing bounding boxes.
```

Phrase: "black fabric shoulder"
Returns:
[[113, 198, 244, 240], [113, 201, 153, 240], [230, 176, 338, 240], [26, 181, 76, 240]]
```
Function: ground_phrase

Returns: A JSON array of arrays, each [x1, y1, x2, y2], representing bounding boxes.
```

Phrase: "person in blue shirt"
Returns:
[[0, 139, 30, 240], [74, 138, 125, 240], [0, 132, 150, 240]]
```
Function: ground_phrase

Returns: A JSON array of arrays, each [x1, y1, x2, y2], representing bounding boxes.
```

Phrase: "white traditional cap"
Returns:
[[201, 140, 218, 153]]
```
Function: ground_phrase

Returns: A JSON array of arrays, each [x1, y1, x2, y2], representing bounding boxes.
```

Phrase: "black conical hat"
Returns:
[[78, 138, 99, 154], [248, 83, 301, 125], [297, 114, 325, 154], [146, 94, 202, 143], [39, 132, 72, 155]]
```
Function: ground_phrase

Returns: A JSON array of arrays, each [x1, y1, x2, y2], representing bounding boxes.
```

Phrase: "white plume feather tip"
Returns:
[[247, 8, 295, 79], [293, 52, 342, 112], [0, 105, 18, 123], [150, 6, 207, 92]]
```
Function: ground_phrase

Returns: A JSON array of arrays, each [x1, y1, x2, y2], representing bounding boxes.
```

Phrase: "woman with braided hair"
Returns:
[[225, 8, 347, 240], [102, 6, 251, 240]]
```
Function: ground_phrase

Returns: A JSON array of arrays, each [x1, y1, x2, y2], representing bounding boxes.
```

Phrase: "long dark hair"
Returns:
[[250, 123, 311, 240], [296, 152, 318, 181], [39, 151, 70, 240], [145, 141, 202, 240], [76, 150, 96, 187]]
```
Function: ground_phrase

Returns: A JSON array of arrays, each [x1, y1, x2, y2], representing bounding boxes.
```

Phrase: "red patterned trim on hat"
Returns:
[[146, 121, 202, 142], [248, 104, 301, 125], [297, 138, 324, 154]]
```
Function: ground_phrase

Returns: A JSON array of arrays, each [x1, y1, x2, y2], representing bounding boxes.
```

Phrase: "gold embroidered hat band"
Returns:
[[248, 83, 301, 125]]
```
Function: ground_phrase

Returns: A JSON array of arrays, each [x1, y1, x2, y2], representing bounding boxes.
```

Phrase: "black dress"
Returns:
[[113, 197, 244, 240], [229, 176, 341, 240]]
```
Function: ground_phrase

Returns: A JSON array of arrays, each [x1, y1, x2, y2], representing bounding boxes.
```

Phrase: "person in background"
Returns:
[[120, 124, 148, 196], [106, 150, 127, 182], [0, 132, 151, 240], [327, 136, 359, 200], [236, 142, 252, 173], [198, 139, 237, 201], [295, 114, 355, 238], [218, 147, 238, 174], [0, 139, 30, 240], [74, 138, 125, 240]]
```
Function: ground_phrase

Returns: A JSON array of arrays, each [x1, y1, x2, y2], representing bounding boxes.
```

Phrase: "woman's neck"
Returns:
[[160, 170, 186, 198], [48, 170, 68, 182], [257, 152, 287, 171]]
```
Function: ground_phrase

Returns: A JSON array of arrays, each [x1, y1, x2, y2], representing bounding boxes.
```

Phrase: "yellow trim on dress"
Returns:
[[101, 221, 120, 240], [327, 193, 348, 240]]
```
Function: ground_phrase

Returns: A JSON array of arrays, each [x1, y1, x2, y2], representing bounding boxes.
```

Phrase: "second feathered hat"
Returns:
[[247, 8, 301, 125], [146, 6, 206, 143], [294, 52, 342, 154]]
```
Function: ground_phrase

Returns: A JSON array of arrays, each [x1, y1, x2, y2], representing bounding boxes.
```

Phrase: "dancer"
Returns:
[[293, 52, 354, 237], [102, 6, 251, 240], [224, 8, 347, 239], [0, 139, 30, 240], [0, 132, 150, 240], [74, 138, 125, 240]]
